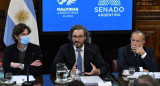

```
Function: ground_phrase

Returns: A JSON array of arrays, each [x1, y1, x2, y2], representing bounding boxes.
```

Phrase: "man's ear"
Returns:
[[143, 40, 145, 45], [84, 36, 86, 40], [15, 35, 19, 40]]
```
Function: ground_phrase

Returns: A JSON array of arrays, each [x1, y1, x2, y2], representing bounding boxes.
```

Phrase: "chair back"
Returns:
[[112, 59, 118, 72]]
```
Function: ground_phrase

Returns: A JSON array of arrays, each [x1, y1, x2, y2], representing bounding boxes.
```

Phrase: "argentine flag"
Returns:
[[4, 0, 39, 46]]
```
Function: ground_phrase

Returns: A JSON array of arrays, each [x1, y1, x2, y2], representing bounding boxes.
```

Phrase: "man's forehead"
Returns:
[[73, 29, 84, 35], [132, 33, 143, 38]]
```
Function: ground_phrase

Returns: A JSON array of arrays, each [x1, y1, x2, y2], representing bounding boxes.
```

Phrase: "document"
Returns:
[[80, 76, 103, 86], [133, 72, 160, 79], [12, 75, 35, 81], [11, 75, 35, 85]]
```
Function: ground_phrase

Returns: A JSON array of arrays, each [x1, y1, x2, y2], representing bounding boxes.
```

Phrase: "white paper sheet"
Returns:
[[80, 76, 103, 85], [11, 75, 35, 82], [11, 75, 35, 85], [132, 72, 160, 79]]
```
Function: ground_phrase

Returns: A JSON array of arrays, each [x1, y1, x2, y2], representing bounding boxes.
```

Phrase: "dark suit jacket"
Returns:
[[2, 43, 43, 75], [52, 43, 107, 75], [118, 44, 157, 72]]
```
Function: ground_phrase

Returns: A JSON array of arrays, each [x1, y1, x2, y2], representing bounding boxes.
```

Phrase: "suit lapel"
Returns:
[[70, 43, 76, 63], [24, 43, 32, 64], [14, 44, 20, 62], [127, 45, 136, 65]]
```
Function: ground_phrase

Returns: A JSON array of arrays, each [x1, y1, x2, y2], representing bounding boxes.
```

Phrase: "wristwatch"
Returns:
[[19, 64, 23, 70]]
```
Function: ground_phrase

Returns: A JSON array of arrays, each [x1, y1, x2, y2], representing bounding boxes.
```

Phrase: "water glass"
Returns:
[[5, 72, 12, 82], [70, 70, 76, 80], [56, 63, 68, 83], [129, 67, 135, 76]]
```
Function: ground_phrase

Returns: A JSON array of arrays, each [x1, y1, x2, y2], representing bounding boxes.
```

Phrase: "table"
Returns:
[[0, 74, 130, 86]]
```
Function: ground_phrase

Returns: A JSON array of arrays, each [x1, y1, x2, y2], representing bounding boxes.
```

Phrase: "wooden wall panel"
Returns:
[[0, 0, 10, 10], [136, 0, 160, 63], [136, 25, 160, 63]]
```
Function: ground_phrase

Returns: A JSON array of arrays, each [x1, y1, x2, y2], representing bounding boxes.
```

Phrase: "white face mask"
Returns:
[[20, 36, 30, 45]]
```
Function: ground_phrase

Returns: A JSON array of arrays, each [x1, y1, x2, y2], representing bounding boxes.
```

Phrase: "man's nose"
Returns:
[[75, 38, 79, 41], [133, 41, 137, 45]]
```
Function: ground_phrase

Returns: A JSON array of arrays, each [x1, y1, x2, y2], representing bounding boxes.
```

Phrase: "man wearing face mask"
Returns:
[[51, 25, 107, 76], [2, 23, 43, 75], [118, 31, 157, 73]]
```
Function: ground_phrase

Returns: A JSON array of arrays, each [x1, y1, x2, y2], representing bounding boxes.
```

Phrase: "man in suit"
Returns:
[[3, 23, 43, 75], [53, 25, 107, 76], [118, 31, 157, 73]]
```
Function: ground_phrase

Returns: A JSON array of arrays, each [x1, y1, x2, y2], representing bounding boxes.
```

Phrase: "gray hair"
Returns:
[[129, 75, 158, 86], [131, 31, 145, 41]]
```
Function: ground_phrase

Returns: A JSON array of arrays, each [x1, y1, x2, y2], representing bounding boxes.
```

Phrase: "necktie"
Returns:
[[77, 49, 82, 75], [136, 54, 140, 66]]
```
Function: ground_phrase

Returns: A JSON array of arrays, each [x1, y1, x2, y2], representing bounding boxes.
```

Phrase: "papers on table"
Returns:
[[11, 75, 35, 85], [98, 81, 112, 86], [80, 76, 104, 86], [132, 72, 160, 79]]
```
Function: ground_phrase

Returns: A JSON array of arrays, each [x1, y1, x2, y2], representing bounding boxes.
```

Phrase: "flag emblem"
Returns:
[[15, 10, 30, 23]]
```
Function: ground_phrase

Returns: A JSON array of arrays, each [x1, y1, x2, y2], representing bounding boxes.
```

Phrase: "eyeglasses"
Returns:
[[72, 35, 84, 39]]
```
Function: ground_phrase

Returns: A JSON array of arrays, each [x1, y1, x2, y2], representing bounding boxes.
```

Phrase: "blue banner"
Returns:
[[43, 0, 133, 32]]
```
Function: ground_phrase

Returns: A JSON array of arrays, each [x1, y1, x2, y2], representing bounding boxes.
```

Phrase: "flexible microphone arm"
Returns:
[[105, 62, 112, 81], [85, 46, 111, 80], [22, 53, 35, 86]]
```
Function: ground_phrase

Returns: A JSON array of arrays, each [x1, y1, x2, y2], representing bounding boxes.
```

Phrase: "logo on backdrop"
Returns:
[[57, 0, 77, 6], [56, 0, 78, 18], [95, 0, 124, 17], [98, 0, 121, 6]]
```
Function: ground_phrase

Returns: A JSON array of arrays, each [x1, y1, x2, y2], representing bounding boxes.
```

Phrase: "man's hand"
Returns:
[[132, 46, 145, 55], [84, 62, 99, 75], [30, 60, 42, 67], [71, 62, 77, 73], [10, 62, 21, 68]]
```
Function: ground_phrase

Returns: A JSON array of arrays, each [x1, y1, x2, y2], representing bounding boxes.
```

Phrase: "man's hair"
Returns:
[[68, 25, 90, 43], [67, 80, 85, 86], [130, 75, 158, 86], [131, 31, 145, 41], [12, 23, 31, 43]]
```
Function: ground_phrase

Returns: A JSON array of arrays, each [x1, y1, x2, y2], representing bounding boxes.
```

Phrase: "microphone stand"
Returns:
[[22, 67, 33, 86], [104, 63, 112, 81], [86, 46, 112, 81]]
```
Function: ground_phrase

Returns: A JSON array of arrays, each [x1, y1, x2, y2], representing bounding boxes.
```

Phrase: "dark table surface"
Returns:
[[4, 73, 159, 86]]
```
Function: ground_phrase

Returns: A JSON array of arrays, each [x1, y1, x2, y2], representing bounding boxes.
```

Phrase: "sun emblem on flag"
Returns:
[[15, 9, 30, 23]]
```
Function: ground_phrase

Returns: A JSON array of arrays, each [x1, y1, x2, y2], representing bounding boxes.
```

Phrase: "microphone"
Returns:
[[22, 53, 34, 86], [104, 63, 112, 81], [22, 68, 33, 86]]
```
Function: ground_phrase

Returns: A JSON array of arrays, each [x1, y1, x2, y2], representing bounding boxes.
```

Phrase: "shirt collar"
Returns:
[[17, 45, 28, 52], [73, 44, 84, 51]]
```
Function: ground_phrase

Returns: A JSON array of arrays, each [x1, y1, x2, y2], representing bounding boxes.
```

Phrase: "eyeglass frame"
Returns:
[[72, 35, 85, 39]]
